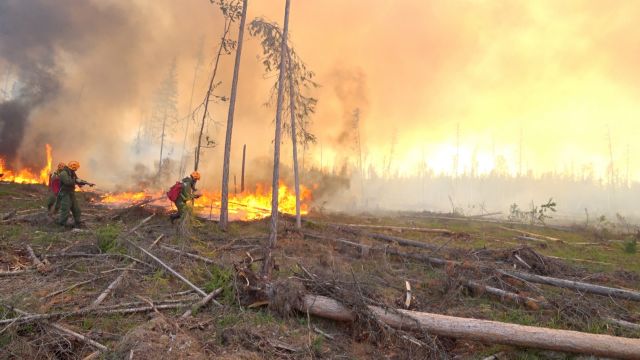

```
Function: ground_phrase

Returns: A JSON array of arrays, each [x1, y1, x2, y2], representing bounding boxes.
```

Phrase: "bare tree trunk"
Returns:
[[219, 0, 248, 230], [263, 0, 291, 277], [194, 20, 232, 171], [179, 40, 203, 176], [241, 144, 246, 192], [157, 110, 167, 177], [287, 49, 301, 229]]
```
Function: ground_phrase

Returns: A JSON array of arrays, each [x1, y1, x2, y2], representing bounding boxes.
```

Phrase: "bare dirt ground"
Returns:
[[1, 183, 639, 359]]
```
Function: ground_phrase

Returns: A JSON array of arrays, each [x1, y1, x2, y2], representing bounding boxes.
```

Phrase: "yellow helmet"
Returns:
[[190, 171, 201, 181], [68, 161, 80, 171], [57, 162, 65, 170]]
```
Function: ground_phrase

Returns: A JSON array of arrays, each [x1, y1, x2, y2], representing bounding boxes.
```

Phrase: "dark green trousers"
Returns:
[[57, 191, 81, 225]]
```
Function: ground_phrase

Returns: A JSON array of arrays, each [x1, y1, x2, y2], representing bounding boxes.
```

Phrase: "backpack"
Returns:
[[166, 181, 184, 202]]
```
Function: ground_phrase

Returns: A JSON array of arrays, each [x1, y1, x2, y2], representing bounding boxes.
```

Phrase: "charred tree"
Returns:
[[219, 0, 248, 230]]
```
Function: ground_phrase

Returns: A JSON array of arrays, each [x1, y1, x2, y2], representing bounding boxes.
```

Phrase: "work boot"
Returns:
[[170, 213, 180, 224], [73, 221, 86, 229]]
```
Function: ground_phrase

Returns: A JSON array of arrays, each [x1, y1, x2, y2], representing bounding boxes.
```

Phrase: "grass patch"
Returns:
[[96, 224, 122, 253], [217, 313, 241, 327], [252, 309, 277, 326]]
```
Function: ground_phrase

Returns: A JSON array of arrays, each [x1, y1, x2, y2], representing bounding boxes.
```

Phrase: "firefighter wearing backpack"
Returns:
[[46, 162, 66, 214], [168, 171, 201, 223], [56, 161, 95, 227]]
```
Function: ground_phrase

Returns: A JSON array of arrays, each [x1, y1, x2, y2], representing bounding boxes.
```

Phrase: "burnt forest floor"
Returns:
[[0, 182, 639, 359]]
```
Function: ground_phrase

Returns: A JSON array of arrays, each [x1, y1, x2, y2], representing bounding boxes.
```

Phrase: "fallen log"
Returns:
[[499, 270, 640, 302], [125, 238, 207, 297], [0, 302, 196, 326], [515, 235, 547, 243], [330, 224, 440, 251], [299, 295, 640, 359], [26, 245, 49, 273], [12, 308, 107, 352], [159, 245, 218, 265], [1, 210, 16, 220], [606, 317, 640, 331], [110, 197, 163, 220], [180, 287, 223, 318], [46, 253, 152, 267], [0, 269, 34, 277], [304, 231, 640, 303], [329, 222, 455, 235], [91, 234, 163, 307], [91, 265, 133, 307], [499, 226, 560, 242], [44, 277, 104, 299], [464, 280, 547, 310]]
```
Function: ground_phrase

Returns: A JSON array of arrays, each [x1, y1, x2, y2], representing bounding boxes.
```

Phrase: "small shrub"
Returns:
[[204, 266, 235, 305], [96, 224, 121, 253], [624, 239, 637, 254]]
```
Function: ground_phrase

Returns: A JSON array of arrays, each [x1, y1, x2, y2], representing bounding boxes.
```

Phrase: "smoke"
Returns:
[[0, 101, 28, 163]]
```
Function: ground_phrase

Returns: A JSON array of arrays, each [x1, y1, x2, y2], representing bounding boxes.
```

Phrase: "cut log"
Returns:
[[499, 270, 640, 302], [299, 295, 640, 359]]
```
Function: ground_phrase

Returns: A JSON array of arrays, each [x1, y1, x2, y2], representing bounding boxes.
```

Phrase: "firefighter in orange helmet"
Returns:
[[169, 171, 201, 223], [56, 161, 94, 227]]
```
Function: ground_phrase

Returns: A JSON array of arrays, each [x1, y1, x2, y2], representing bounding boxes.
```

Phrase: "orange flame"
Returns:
[[0, 144, 53, 184], [99, 183, 312, 221]]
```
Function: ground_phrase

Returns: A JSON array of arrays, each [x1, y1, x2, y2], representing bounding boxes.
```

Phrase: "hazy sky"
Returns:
[[1, 0, 639, 187]]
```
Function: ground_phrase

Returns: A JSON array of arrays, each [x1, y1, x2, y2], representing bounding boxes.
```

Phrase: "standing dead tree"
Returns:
[[149, 60, 179, 179], [249, 14, 318, 230], [219, 0, 248, 230], [193, 0, 243, 172], [178, 38, 204, 177], [256, 0, 292, 277]]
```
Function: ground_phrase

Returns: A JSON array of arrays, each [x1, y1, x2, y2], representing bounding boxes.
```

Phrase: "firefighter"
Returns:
[[46, 162, 65, 214], [56, 161, 95, 227], [170, 171, 201, 223]]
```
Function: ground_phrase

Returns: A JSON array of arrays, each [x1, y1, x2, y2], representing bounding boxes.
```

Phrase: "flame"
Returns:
[[98, 183, 312, 221], [0, 144, 53, 184]]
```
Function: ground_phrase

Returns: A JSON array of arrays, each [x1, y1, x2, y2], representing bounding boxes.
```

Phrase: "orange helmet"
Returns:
[[57, 162, 65, 170], [68, 161, 80, 171], [190, 171, 201, 180]]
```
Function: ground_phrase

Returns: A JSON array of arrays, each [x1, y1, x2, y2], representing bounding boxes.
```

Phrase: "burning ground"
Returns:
[[0, 182, 639, 359]]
